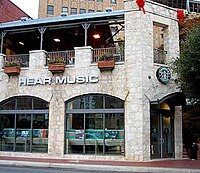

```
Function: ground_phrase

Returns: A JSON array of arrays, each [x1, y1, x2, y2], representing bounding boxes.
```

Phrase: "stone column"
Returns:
[[74, 46, 93, 68], [124, 0, 152, 161], [0, 53, 5, 69], [29, 50, 47, 70], [174, 106, 183, 159], [48, 92, 65, 157]]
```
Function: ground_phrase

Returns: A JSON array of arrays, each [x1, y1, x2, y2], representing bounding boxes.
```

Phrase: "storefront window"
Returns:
[[0, 96, 49, 153], [65, 94, 124, 156]]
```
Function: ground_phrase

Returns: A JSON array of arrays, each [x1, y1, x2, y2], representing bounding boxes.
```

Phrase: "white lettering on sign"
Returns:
[[19, 75, 99, 86], [19, 77, 52, 86], [55, 75, 99, 84]]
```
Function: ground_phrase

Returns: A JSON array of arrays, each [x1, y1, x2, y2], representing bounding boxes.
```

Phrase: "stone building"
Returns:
[[38, 0, 124, 18], [0, 0, 185, 161], [38, 0, 200, 18]]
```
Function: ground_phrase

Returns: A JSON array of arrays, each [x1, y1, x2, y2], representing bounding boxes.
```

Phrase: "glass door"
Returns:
[[151, 112, 174, 159]]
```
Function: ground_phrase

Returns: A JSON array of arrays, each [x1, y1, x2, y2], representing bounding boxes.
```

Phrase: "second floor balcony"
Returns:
[[1, 46, 125, 75]]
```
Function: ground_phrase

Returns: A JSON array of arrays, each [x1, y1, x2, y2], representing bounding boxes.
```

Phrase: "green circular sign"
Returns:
[[156, 67, 171, 84]]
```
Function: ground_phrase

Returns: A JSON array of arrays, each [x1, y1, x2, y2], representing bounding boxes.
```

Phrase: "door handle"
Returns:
[[159, 138, 164, 144]]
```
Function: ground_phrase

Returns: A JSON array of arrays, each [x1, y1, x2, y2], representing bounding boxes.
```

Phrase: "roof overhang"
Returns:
[[0, 10, 125, 31], [151, 92, 186, 106]]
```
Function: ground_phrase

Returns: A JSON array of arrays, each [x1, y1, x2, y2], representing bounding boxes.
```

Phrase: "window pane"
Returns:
[[85, 114, 103, 154], [47, 5, 54, 15], [105, 95, 124, 108], [17, 97, 32, 110], [85, 95, 103, 109], [88, 9, 94, 13], [105, 113, 124, 155], [33, 98, 49, 109], [80, 8, 86, 14], [0, 114, 15, 151], [15, 114, 31, 152], [0, 98, 15, 110], [32, 114, 48, 153], [62, 7, 68, 13], [66, 96, 84, 109], [66, 114, 84, 154], [71, 8, 77, 15]]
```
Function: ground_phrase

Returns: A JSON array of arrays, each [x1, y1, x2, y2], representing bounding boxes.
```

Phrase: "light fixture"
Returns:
[[19, 41, 24, 45], [93, 34, 100, 39], [54, 38, 60, 42]]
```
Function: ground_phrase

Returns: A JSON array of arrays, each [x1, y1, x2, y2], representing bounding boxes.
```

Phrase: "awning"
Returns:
[[150, 92, 186, 106]]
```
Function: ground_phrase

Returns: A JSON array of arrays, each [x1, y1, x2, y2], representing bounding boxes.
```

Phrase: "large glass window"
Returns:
[[0, 96, 49, 153], [65, 94, 124, 156]]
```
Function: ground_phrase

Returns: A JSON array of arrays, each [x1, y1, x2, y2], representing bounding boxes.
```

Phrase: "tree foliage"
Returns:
[[179, 16, 200, 42], [183, 103, 200, 144], [175, 25, 200, 101]]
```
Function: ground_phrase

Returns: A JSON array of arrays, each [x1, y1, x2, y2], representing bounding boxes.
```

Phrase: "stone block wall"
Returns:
[[0, 0, 182, 161], [124, 0, 181, 161]]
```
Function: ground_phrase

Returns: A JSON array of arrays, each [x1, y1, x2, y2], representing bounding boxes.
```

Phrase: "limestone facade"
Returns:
[[0, 0, 183, 161]]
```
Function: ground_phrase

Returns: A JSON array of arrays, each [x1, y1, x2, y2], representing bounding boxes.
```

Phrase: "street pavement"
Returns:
[[0, 156, 200, 173], [0, 166, 133, 173]]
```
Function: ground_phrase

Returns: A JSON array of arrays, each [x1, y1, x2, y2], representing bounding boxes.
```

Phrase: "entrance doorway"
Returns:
[[151, 108, 174, 159]]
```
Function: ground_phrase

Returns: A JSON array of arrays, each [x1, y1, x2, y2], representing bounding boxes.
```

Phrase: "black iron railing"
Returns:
[[46, 50, 75, 66], [92, 47, 125, 63], [154, 48, 167, 64], [4, 54, 29, 67]]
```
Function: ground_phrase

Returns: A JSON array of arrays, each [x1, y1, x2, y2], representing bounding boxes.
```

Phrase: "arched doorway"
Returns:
[[65, 94, 125, 155], [0, 96, 49, 153], [150, 92, 185, 159]]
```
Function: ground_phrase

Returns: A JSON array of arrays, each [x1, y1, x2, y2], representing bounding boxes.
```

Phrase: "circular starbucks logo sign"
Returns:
[[156, 67, 171, 84]]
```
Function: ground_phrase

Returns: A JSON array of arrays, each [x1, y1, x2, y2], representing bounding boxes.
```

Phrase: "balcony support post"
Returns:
[[0, 31, 7, 53], [38, 26, 46, 50], [82, 23, 90, 46]]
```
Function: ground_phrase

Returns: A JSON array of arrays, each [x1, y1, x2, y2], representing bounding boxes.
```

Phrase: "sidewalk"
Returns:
[[0, 156, 200, 173]]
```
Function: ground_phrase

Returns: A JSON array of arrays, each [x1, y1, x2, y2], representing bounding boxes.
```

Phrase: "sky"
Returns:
[[10, 0, 39, 19]]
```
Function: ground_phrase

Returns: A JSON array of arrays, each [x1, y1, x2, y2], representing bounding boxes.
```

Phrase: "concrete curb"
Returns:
[[0, 160, 200, 173]]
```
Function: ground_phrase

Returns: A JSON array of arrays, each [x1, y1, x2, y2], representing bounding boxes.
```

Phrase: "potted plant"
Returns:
[[4, 61, 20, 76], [97, 52, 115, 71], [48, 57, 65, 73]]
